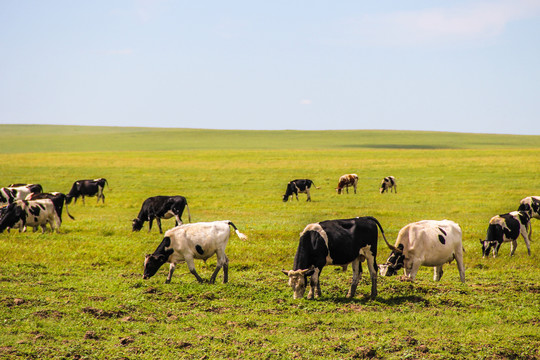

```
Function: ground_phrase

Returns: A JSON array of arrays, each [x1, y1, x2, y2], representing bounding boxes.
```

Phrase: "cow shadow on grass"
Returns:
[[325, 294, 429, 307]]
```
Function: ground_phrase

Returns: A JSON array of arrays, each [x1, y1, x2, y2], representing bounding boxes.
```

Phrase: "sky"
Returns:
[[1, 1, 540, 134]]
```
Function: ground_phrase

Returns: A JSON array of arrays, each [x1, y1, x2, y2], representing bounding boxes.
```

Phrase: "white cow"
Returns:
[[0, 184, 42, 205], [379, 220, 465, 282], [143, 221, 247, 284]]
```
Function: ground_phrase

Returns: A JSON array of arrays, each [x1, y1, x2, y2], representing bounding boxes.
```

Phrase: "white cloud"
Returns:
[[344, 0, 540, 46], [300, 99, 312, 105]]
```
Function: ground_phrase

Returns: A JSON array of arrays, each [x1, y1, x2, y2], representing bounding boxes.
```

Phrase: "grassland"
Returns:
[[0, 125, 539, 359]]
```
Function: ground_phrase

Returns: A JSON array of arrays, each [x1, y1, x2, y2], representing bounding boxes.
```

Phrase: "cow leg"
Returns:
[[353, 184, 357, 194], [148, 217, 154, 232], [407, 261, 421, 281], [433, 266, 444, 281], [510, 240, 518, 256], [346, 259, 361, 298], [165, 263, 176, 283], [308, 268, 321, 299], [520, 227, 531, 256], [364, 253, 378, 299], [185, 256, 204, 283], [156, 218, 163, 234], [306, 188, 311, 202], [210, 250, 229, 284], [82, 196, 85, 205]]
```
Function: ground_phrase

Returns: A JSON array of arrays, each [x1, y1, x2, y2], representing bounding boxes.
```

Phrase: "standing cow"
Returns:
[[26, 192, 75, 221], [336, 174, 358, 194], [378, 220, 465, 282], [132, 195, 191, 233], [481, 211, 531, 257], [380, 176, 397, 194], [282, 216, 393, 300], [66, 178, 108, 205], [0, 184, 42, 205], [282, 179, 319, 202], [143, 221, 248, 284], [0, 199, 62, 233]]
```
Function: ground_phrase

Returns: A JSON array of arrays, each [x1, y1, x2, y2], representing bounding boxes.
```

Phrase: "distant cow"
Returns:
[[481, 211, 531, 257], [283, 179, 319, 202], [0, 184, 42, 205], [66, 178, 108, 205], [132, 195, 191, 233], [380, 176, 397, 194], [143, 221, 248, 284], [26, 192, 75, 221], [379, 220, 465, 282], [282, 216, 393, 300], [0, 199, 61, 233], [336, 174, 358, 194]]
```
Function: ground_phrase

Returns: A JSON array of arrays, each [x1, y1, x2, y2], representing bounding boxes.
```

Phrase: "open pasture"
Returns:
[[0, 125, 539, 359]]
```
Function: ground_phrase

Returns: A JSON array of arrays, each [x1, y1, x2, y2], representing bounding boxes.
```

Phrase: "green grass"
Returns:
[[0, 125, 539, 359]]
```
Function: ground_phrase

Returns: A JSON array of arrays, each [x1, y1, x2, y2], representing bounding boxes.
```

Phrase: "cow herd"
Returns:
[[1, 175, 538, 301]]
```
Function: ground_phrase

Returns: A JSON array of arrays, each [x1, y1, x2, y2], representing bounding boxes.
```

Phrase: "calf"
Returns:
[[143, 221, 248, 284], [26, 192, 75, 221], [336, 174, 358, 194], [282, 179, 319, 202], [66, 178, 108, 205], [0, 184, 42, 205], [481, 211, 531, 257], [379, 220, 465, 282], [380, 176, 397, 194], [282, 216, 393, 300], [0, 199, 61, 233], [132, 196, 191, 233]]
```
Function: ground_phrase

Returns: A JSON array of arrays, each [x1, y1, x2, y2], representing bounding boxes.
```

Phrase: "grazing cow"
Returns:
[[518, 196, 540, 220], [132, 196, 191, 234], [0, 199, 61, 233], [66, 178, 108, 205], [379, 220, 465, 282], [0, 184, 42, 205], [281, 216, 393, 300], [26, 192, 75, 221], [282, 179, 319, 202], [480, 211, 531, 257], [143, 221, 248, 284], [380, 176, 397, 194], [336, 174, 358, 194]]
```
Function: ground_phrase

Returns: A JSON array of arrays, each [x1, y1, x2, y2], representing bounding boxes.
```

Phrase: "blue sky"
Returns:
[[1, 1, 540, 134]]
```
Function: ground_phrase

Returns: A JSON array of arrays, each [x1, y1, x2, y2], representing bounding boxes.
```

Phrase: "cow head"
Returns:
[[132, 218, 144, 231], [143, 253, 169, 279], [378, 244, 405, 276], [0, 203, 26, 233], [281, 267, 315, 299], [283, 182, 294, 202], [480, 239, 498, 258]]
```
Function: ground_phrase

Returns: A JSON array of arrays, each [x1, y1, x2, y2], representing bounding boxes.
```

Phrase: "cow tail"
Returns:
[[185, 201, 192, 223], [228, 221, 248, 240], [65, 201, 75, 220], [311, 180, 320, 189], [369, 216, 399, 252]]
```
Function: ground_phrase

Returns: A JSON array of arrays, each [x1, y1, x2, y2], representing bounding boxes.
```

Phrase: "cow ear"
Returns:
[[281, 269, 290, 276], [145, 254, 151, 258]]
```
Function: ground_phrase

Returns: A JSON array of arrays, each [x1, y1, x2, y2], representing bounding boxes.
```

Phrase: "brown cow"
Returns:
[[336, 174, 358, 194]]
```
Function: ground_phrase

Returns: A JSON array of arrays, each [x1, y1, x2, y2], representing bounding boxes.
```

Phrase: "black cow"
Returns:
[[66, 178, 108, 205], [132, 196, 191, 234], [283, 179, 319, 202], [480, 211, 531, 257], [282, 216, 394, 300], [26, 192, 75, 221]]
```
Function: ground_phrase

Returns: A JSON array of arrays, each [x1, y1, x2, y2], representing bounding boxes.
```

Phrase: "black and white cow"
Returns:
[[282, 179, 319, 202], [380, 176, 397, 194], [282, 216, 393, 300], [66, 178, 108, 205], [26, 192, 75, 221], [143, 221, 248, 284], [378, 220, 465, 282], [481, 211, 531, 257], [0, 199, 62, 233], [518, 196, 540, 220], [132, 196, 191, 234], [0, 184, 42, 205]]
